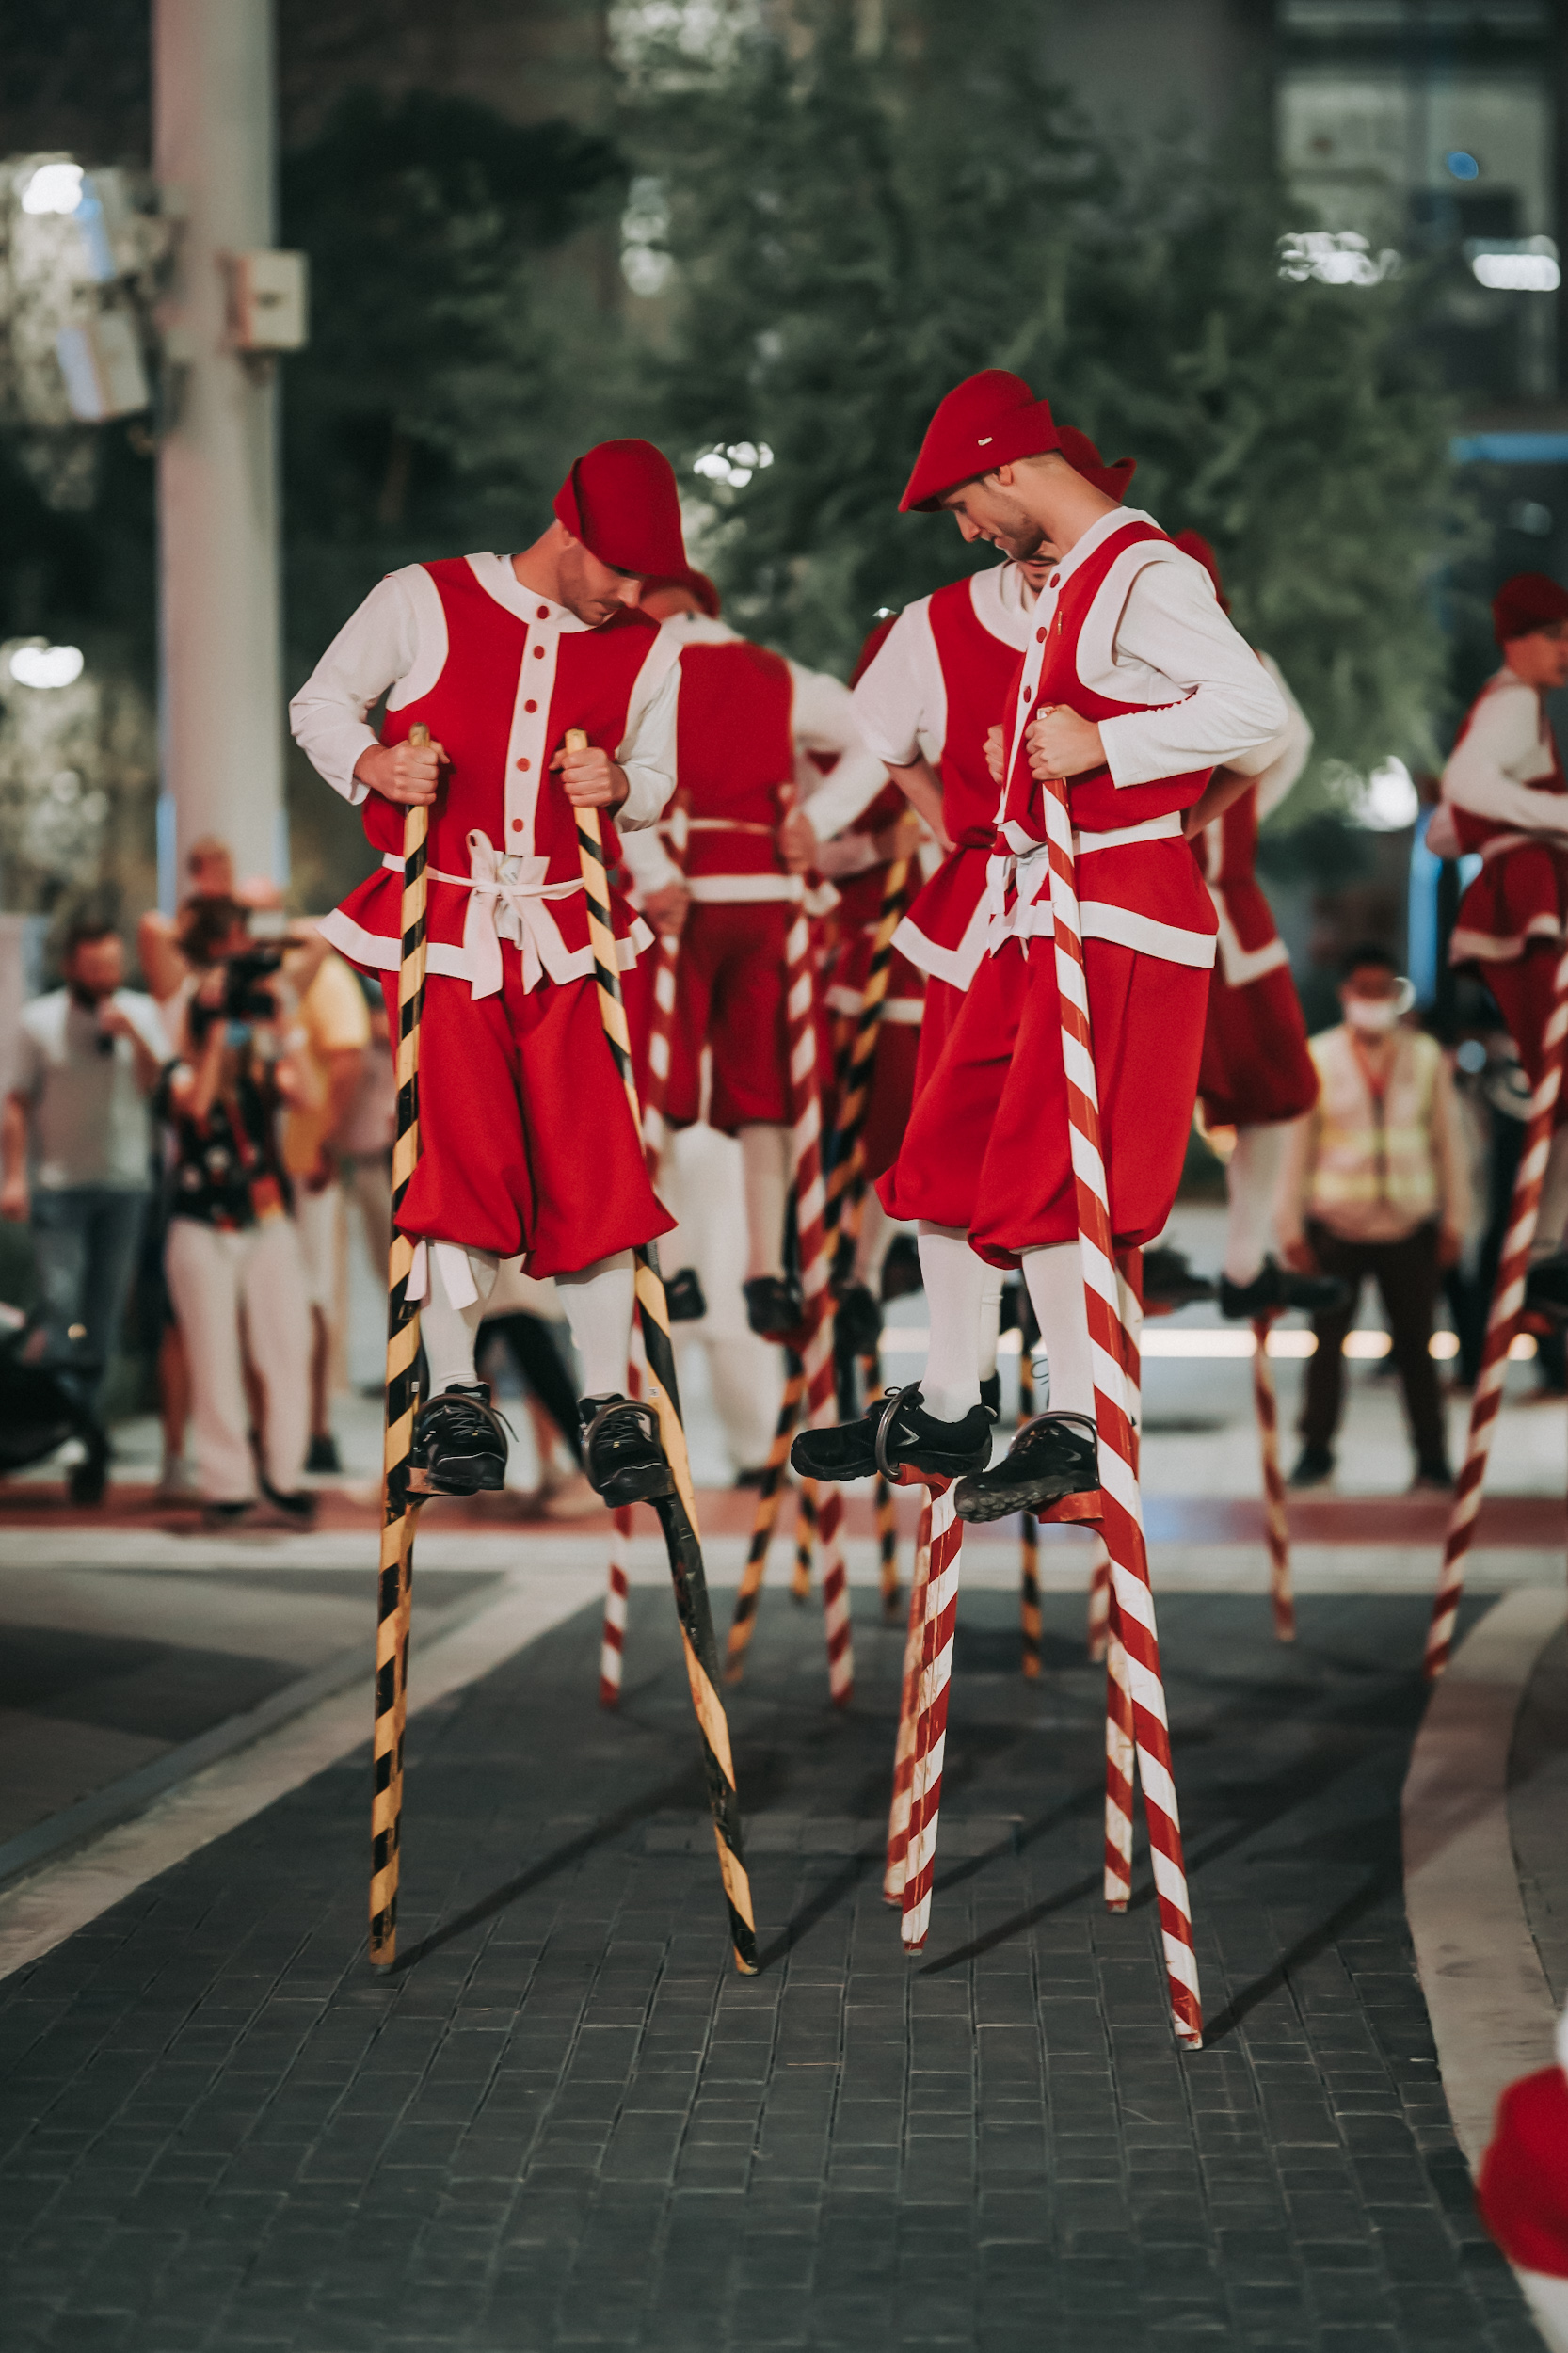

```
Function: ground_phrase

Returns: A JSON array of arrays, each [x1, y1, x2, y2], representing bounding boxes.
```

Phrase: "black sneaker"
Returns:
[[664, 1267, 708, 1322], [833, 1279, 884, 1356], [261, 1481, 320, 1527], [579, 1393, 675, 1508], [954, 1412, 1099, 1525], [789, 1384, 993, 1486], [1141, 1246, 1216, 1312], [306, 1433, 343, 1475], [1288, 1444, 1335, 1489], [744, 1274, 807, 1338], [1525, 1252, 1568, 1323], [1219, 1257, 1352, 1320], [409, 1383, 509, 1497], [980, 1371, 1001, 1422]]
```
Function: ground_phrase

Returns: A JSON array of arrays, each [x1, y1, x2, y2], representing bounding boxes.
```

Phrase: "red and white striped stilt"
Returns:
[[1251, 1315, 1296, 1643], [1037, 766, 1203, 2047], [1428, 938, 1568, 1679], [792, 1479, 816, 1602], [1086, 1541, 1112, 1663], [1016, 1350, 1042, 1679], [883, 1494, 933, 1902], [785, 904, 853, 1705], [599, 1508, 632, 1708], [900, 1480, 964, 1951], [1102, 1251, 1143, 1909]]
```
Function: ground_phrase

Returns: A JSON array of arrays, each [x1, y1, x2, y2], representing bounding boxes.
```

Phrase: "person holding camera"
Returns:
[[1, 920, 168, 1473], [156, 898, 314, 1529]]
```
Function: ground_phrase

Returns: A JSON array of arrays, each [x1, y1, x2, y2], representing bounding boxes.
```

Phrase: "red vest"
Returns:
[[673, 639, 795, 882], [337, 558, 664, 970], [1449, 673, 1567, 856], [999, 519, 1211, 845], [929, 575, 1025, 846]]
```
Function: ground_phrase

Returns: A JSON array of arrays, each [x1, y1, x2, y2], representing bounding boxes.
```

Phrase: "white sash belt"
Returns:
[[388, 835, 583, 999], [986, 808, 1185, 944]]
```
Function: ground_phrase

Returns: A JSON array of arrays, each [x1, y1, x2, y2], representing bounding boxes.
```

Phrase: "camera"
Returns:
[[189, 942, 286, 1039]]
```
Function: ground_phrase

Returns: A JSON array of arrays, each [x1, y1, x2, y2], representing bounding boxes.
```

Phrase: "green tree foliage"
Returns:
[[629, 1, 1462, 801], [280, 89, 629, 674]]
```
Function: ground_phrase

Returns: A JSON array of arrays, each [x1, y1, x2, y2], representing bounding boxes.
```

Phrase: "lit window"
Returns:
[[1278, 231, 1400, 286]]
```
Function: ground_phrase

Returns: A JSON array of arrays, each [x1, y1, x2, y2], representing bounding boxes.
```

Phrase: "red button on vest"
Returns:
[[1035, 627, 1047, 641], [511, 818, 523, 832], [516, 757, 530, 771], [536, 605, 550, 620], [1049, 573, 1060, 588], [533, 645, 545, 659], [524, 699, 536, 713]]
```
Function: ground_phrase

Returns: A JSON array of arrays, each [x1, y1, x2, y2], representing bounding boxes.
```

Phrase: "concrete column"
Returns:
[[153, 0, 285, 906]]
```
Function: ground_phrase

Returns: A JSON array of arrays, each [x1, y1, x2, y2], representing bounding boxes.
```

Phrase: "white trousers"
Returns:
[[165, 1217, 312, 1503]]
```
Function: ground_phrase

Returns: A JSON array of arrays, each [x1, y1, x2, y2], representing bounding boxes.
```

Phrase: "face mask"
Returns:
[[1345, 998, 1399, 1034]]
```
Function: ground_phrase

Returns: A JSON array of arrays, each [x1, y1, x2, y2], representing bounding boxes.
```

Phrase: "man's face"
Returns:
[[558, 536, 647, 628], [940, 473, 1050, 561], [65, 935, 123, 1002], [1506, 620, 1568, 693], [189, 847, 233, 897]]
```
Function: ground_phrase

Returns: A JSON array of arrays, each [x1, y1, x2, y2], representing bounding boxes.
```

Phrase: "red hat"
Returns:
[[1173, 529, 1231, 614], [900, 370, 1063, 513], [1056, 425, 1136, 505], [552, 439, 688, 579], [1494, 572, 1568, 644], [647, 566, 722, 618]]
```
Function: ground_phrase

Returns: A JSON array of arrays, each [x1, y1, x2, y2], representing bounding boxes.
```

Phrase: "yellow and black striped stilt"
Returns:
[[725, 1353, 805, 1680], [824, 856, 909, 1276], [570, 736, 758, 1975], [370, 725, 432, 1968], [862, 1347, 902, 1622], [1016, 1349, 1042, 1681], [792, 1480, 816, 1603]]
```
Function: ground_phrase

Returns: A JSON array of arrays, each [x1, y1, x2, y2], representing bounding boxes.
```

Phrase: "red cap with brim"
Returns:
[[1172, 529, 1231, 614], [552, 439, 689, 580], [1495, 571, 1568, 643], [646, 566, 721, 617], [1056, 424, 1136, 506], [900, 370, 1063, 513]]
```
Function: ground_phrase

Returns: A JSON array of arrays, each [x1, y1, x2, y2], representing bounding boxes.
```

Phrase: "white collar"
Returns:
[[969, 560, 1039, 646], [465, 552, 594, 633], [659, 611, 740, 646], [1048, 504, 1157, 591]]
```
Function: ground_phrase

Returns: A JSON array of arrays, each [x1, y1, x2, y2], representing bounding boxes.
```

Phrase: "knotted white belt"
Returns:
[[985, 808, 1184, 946], [384, 831, 583, 999]]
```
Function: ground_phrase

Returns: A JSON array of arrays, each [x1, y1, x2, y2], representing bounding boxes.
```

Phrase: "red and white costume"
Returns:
[[1478, 2009, 1568, 2351], [617, 611, 886, 1134], [291, 552, 680, 1278], [883, 510, 1285, 1260], [1194, 656, 1317, 1130], [852, 563, 1037, 1090], [1445, 665, 1568, 1095]]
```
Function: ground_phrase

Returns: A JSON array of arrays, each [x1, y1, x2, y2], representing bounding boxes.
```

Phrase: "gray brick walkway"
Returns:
[[0, 1582, 1538, 2351]]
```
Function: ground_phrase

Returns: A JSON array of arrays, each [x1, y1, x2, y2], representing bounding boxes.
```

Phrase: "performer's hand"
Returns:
[[1280, 1236, 1318, 1275], [642, 881, 689, 938], [777, 803, 820, 875], [984, 724, 1005, 786], [1027, 705, 1105, 780], [355, 737, 447, 806], [1438, 1220, 1464, 1270], [552, 741, 629, 810]]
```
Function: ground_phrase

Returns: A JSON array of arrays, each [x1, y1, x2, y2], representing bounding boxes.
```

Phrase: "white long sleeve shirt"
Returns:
[[1224, 654, 1314, 821], [1441, 667, 1568, 840], [288, 558, 680, 833], [851, 562, 1038, 774], [617, 613, 890, 899]]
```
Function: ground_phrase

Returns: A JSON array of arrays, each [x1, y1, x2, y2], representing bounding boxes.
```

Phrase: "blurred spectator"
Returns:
[[281, 948, 371, 1473], [0, 920, 169, 1487], [1276, 943, 1470, 1492], [137, 836, 237, 1012], [156, 898, 314, 1529], [336, 973, 395, 1284]]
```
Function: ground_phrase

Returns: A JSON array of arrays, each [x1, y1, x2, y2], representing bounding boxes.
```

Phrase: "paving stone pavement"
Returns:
[[0, 1577, 1540, 2352]]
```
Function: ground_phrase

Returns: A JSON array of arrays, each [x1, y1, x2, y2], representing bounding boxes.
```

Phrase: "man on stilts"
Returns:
[[1441, 572, 1568, 1321], [792, 371, 1286, 1515], [291, 439, 690, 1504], [616, 568, 890, 1337]]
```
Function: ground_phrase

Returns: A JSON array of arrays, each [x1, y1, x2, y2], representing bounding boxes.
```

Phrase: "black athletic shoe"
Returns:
[[1141, 1246, 1216, 1312], [580, 1393, 675, 1508], [833, 1279, 884, 1356], [664, 1266, 708, 1323], [744, 1273, 806, 1338], [954, 1412, 1099, 1524], [980, 1371, 1001, 1423], [306, 1433, 342, 1475], [789, 1384, 993, 1485], [1288, 1444, 1335, 1489], [1219, 1257, 1352, 1321], [262, 1481, 319, 1527], [409, 1383, 509, 1496], [1525, 1252, 1568, 1323]]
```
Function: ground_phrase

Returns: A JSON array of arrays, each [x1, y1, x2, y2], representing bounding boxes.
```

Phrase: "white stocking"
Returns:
[[420, 1242, 501, 1394], [557, 1251, 637, 1398], [1020, 1241, 1095, 1419], [977, 1264, 1005, 1382], [916, 1223, 989, 1421], [739, 1123, 791, 1281], [1535, 1127, 1568, 1257], [854, 1193, 895, 1294], [1224, 1123, 1292, 1287]]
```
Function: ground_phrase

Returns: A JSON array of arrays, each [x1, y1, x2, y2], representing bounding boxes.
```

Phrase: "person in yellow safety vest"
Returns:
[[1273, 942, 1471, 1491]]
